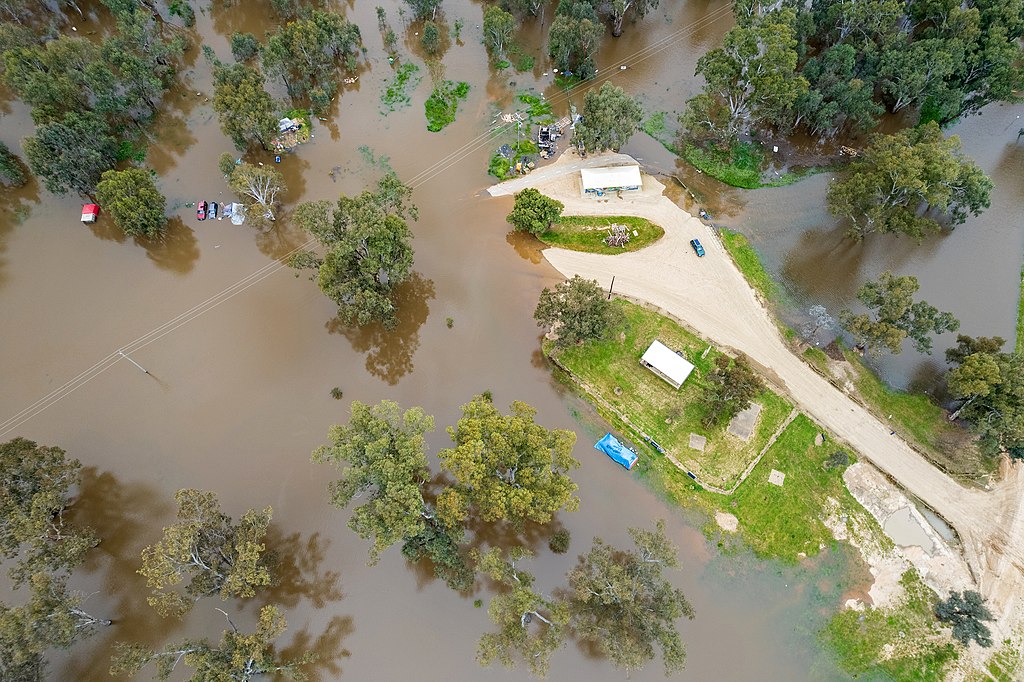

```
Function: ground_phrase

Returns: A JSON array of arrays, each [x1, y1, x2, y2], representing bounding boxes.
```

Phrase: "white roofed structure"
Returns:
[[640, 340, 695, 389], [580, 165, 642, 194]]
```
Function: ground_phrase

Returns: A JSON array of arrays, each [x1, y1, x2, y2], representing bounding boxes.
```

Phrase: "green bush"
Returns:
[[424, 81, 470, 132], [548, 529, 571, 554]]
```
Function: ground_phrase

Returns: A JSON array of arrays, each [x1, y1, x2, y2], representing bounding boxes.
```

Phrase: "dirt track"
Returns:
[[490, 151, 1024, 634]]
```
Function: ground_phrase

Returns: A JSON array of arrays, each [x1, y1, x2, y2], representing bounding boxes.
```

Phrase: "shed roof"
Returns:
[[580, 165, 642, 191], [641, 340, 695, 389]]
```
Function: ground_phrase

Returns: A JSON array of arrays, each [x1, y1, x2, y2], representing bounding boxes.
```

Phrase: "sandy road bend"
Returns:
[[490, 152, 1024, 632]]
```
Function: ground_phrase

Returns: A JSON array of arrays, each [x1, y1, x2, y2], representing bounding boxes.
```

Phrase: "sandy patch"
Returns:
[[715, 511, 739, 533]]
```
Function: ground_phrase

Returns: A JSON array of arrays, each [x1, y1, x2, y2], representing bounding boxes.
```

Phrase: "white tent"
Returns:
[[580, 165, 642, 194], [640, 340, 695, 390]]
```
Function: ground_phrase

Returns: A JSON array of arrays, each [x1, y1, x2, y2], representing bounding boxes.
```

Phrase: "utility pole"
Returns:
[[118, 350, 150, 375], [607, 275, 615, 300]]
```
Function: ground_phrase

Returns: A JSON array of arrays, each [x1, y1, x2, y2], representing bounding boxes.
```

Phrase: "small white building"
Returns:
[[580, 165, 642, 196], [640, 340, 695, 390]]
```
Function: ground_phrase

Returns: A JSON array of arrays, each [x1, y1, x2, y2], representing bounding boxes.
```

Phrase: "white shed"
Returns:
[[640, 340, 695, 390], [580, 165, 642, 194]]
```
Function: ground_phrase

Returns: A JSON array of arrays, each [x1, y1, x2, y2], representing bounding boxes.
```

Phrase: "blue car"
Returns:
[[690, 238, 705, 257]]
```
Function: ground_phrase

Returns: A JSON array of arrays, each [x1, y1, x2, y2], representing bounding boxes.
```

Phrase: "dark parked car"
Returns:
[[690, 238, 705, 257], [197, 200, 207, 221], [209, 202, 219, 220]]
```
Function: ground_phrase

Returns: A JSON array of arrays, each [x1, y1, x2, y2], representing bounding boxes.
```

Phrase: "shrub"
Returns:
[[548, 529, 571, 554]]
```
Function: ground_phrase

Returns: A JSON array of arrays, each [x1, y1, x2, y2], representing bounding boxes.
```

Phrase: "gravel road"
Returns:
[[493, 151, 1024, 634]]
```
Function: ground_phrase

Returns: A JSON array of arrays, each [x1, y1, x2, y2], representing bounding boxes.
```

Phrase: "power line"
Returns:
[[0, 5, 735, 437]]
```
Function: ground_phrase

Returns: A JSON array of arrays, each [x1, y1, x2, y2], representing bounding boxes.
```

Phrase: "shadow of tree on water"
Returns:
[[326, 272, 436, 385], [63, 469, 182, 681], [261, 529, 345, 610]]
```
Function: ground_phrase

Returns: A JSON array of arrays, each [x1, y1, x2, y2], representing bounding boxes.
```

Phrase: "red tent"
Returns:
[[81, 204, 99, 223]]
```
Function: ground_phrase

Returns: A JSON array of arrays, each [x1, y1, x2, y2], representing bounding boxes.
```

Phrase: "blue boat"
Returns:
[[594, 433, 638, 470]]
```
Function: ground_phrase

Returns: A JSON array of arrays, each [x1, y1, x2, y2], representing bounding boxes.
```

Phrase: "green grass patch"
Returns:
[[642, 111, 681, 156], [487, 140, 538, 181], [681, 140, 823, 188], [547, 302, 886, 563], [682, 140, 764, 189], [824, 570, 958, 681], [538, 215, 664, 254], [843, 350, 992, 481], [517, 92, 553, 122], [1016, 266, 1024, 354], [802, 346, 830, 373], [730, 413, 859, 560], [381, 62, 421, 113], [719, 229, 778, 302], [424, 80, 470, 132], [554, 300, 792, 489], [976, 639, 1024, 682]]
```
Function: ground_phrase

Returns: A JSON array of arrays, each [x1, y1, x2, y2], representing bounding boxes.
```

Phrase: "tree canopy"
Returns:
[[138, 489, 275, 618], [262, 10, 362, 111], [701, 354, 764, 427], [945, 336, 1024, 457], [95, 168, 167, 238], [840, 271, 960, 355], [475, 547, 569, 678], [575, 82, 643, 152], [212, 62, 278, 151], [483, 6, 515, 58], [0, 437, 98, 585], [111, 605, 312, 681], [827, 122, 992, 240], [548, 0, 604, 79], [934, 590, 994, 648], [290, 173, 416, 329], [438, 395, 579, 527], [23, 111, 117, 196], [534, 275, 623, 347], [312, 400, 434, 562], [568, 522, 694, 675], [225, 160, 286, 222], [0, 140, 26, 187], [506, 188, 563, 236]]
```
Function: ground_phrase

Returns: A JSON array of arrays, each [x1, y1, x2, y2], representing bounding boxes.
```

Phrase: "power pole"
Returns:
[[607, 275, 615, 299], [118, 350, 150, 375]]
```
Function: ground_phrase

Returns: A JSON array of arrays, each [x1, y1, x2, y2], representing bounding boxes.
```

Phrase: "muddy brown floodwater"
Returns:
[[0, 0, 867, 679]]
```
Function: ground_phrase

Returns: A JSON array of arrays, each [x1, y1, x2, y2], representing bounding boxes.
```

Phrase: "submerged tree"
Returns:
[[945, 336, 1024, 457], [95, 168, 167, 238], [0, 141, 26, 187], [827, 122, 992, 241], [111, 605, 312, 681], [482, 5, 515, 59], [138, 489, 275, 618], [607, 0, 659, 37], [475, 547, 569, 677], [574, 82, 643, 152], [225, 160, 285, 222], [290, 173, 416, 329], [212, 62, 278, 151], [568, 522, 694, 675], [23, 111, 117, 196], [313, 400, 434, 562], [534, 275, 623, 347], [262, 9, 362, 110], [934, 590, 994, 648], [0, 437, 98, 585], [437, 395, 579, 528], [313, 400, 473, 589], [840, 272, 960, 355], [548, 0, 604, 79]]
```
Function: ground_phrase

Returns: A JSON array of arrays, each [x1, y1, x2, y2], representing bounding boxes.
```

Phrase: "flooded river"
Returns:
[[0, 0, 898, 679]]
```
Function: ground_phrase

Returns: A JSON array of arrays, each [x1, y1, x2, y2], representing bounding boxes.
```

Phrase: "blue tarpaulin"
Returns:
[[594, 433, 638, 470]]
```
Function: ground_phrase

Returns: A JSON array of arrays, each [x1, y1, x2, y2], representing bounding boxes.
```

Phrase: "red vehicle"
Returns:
[[197, 200, 207, 221]]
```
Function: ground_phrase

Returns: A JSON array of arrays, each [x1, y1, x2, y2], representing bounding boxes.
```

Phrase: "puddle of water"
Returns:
[[917, 505, 957, 543], [883, 507, 935, 555]]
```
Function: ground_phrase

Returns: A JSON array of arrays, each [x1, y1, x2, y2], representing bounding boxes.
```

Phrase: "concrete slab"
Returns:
[[727, 402, 762, 441], [688, 433, 707, 451], [768, 469, 786, 486]]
